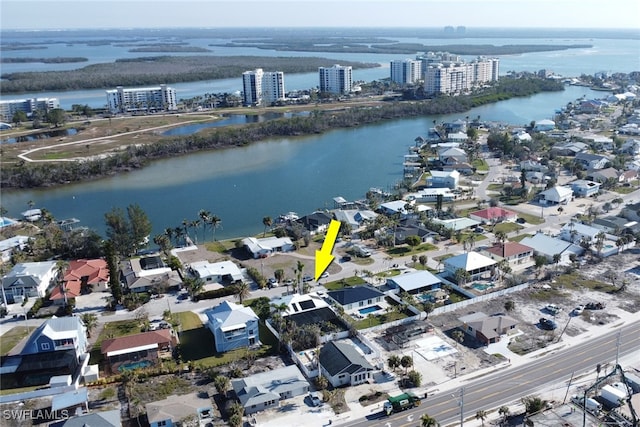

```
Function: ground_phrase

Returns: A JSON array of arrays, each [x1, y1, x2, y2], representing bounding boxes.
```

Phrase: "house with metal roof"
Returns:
[[537, 185, 573, 205], [1, 260, 57, 303], [443, 251, 497, 280], [146, 392, 213, 427], [432, 217, 481, 231], [575, 152, 609, 170], [22, 316, 87, 360], [458, 312, 518, 345], [426, 170, 460, 189], [326, 285, 385, 312], [386, 270, 442, 295], [319, 341, 375, 387], [333, 209, 378, 229], [569, 179, 601, 198], [241, 236, 294, 259], [205, 300, 260, 353], [101, 329, 176, 374], [55, 409, 121, 427], [519, 232, 584, 265], [187, 260, 243, 285], [231, 365, 310, 415], [0, 235, 29, 264], [438, 147, 468, 164]]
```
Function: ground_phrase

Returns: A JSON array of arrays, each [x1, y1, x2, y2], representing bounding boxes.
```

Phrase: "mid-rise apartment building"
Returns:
[[242, 68, 285, 106], [319, 64, 353, 94], [106, 84, 177, 114], [390, 59, 423, 85], [0, 98, 60, 121], [423, 53, 499, 95]]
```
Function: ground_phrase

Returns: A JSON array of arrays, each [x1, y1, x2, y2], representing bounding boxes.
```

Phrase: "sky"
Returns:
[[1, 0, 639, 30]]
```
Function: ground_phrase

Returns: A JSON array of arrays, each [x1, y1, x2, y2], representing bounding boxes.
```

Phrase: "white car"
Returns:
[[573, 305, 585, 316]]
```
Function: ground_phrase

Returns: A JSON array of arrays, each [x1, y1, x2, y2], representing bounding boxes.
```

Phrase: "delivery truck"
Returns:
[[383, 392, 421, 415]]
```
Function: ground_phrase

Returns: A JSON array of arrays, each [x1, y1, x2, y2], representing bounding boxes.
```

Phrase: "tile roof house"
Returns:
[[2, 261, 57, 303], [319, 341, 375, 387], [205, 301, 260, 353], [469, 207, 517, 224], [231, 365, 310, 415], [443, 251, 497, 280], [50, 259, 109, 304], [101, 329, 176, 375], [458, 312, 518, 345], [146, 392, 213, 427], [482, 242, 534, 266], [326, 285, 385, 312], [519, 232, 584, 265]]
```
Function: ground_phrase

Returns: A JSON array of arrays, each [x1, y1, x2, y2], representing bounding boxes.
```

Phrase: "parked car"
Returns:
[[516, 217, 526, 224], [320, 272, 329, 279], [177, 293, 189, 300], [308, 392, 323, 407], [585, 302, 605, 310], [545, 304, 562, 315], [382, 370, 396, 381], [303, 275, 313, 282], [572, 305, 585, 316], [341, 255, 352, 262], [539, 318, 557, 330], [474, 227, 485, 233]]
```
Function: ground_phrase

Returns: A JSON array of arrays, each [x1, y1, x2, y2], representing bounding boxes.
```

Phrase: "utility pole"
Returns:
[[615, 330, 621, 368], [453, 387, 464, 426]]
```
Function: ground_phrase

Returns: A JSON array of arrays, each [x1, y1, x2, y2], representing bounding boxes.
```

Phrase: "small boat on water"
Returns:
[[276, 212, 299, 223]]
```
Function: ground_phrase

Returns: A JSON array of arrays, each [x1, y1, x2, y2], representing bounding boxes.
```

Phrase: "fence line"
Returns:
[[430, 282, 530, 316]]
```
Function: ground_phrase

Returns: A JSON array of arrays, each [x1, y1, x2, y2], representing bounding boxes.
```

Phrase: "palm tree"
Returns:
[[476, 410, 487, 426], [163, 227, 175, 246], [494, 230, 507, 246], [454, 268, 471, 287], [213, 375, 231, 397], [235, 281, 251, 304], [452, 329, 465, 347], [552, 253, 561, 273], [400, 355, 413, 374], [209, 214, 222, 241], [388, 354, 401, 372], [421, 414, 439, 427], [295, 260, 304, 293], [498, 406, 510, 425], [80, 313, 98, 338], [594, 231, 606, 257], [198, 209, 211, 242], [262, 216, 273, 237], [55, 260, 69, 307]]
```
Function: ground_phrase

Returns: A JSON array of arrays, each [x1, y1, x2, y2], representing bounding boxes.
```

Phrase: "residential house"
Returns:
[[482, 242, 534, 267], [579, 99, 605, 114], [426, 170, 460, 189], [621, 201, 640, 222], [205, 301, 260, 353], [458, 312, 518, 345], [533, 119, 555, 131], [619, 169, 638, 183], [332, 209, 377, 230], [469, 207, 517, 224], [520, 160, 548, 173], [409, 188, 456, 203], [585, 167, 621, 184], [514, 130, 532, 142], [569, 179, 601, 198], [432, 217, 481, 232], [22, 316, 87, 359], [575, 152, 609, 170], [319, 341, 375, 387], [592, 216, 640, 234], [443, 119, 466, 134], [242, 236, 294, 259], [558, 222, 626, 256], [121, 256, 180, 294], [525, 171, 549, 184], [101, 329, 176, 375], [0, 235, 29, 264], [442, 162, 475, 175], [55, 409, 122, 427], [1, 261, 57, 303], [386, 270, 443, 295], [393, 223, 437, 245], [443, 251, 497, 281], [270, 292, 348, 335], [50, 259, 109, 305], [231, 365, 310, 415], [438, 147, 468, 164], [296, 211, 333, 235], [187, 260, 243, 286], [537, 186, 573, 205], [519, 232, 584, 265], [146, 392, 213, 427], [447, 131, 468, 143], [550, 141, 588, 156], [379, 200, 411, 217], [326, 285, 385, 313], [620, 139, 640, 156]]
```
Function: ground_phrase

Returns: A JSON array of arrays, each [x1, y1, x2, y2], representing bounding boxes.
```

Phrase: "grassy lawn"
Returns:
[[323, 276, 367, 291], [204, 240, 235, 253], [349, 257, 375, 266], [516, 212, 545, 225], [176, 311, 202, 330], [552, 272, 617, 293], [487, 183, 503, 192], [491, 222, 523, 234], [528, 288, 571, 301], [508, 234, 533, 242], [612, 185, 637, 194], [434, 253, 455, 262], [375, 269, 402, 278], [353, 309, 411, 329], [0, 326, 30, 356], [472, 159, 489, 171], [89, 319, 145, 365], [386, 243, 437, 257], [0, 385, 40, 396]]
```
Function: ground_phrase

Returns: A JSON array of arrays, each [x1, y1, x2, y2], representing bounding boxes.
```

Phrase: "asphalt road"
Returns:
[[344, 321, 640, 427]]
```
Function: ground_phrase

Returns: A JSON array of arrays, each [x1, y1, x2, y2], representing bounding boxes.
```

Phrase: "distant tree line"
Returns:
[[0, 55, 379, 93], [0, 57, 88, 63], [0, 77, 562, 189]]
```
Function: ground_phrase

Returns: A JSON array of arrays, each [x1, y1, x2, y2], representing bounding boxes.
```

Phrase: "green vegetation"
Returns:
[[0, 326, 30, 356], [1, 56, 378, 93], [175, 311, 202, 330], [89, 319, 145, 365], [1, 57, 88, 63], [128, 45, 212, 53], [508, 233, 533, 242], [204, 240, 233, 253], [472, 159, 489, 171], [353, 307, 412, 329], [491, 222, 523, 234], [323, 276, 367, 290], [516, 212, 545, 225], [527, 288, 570, 301], [552, 272, 616, 293], [0, 385, 40, 396], [386, 242, 438, 257]]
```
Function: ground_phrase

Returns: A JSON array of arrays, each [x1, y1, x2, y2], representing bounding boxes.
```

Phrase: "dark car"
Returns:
[[341, 255, 352, 262], [474, 227, 484, 233], [539, 318, 557, 330], [303, 275, 313, 282], [516, 217, 526, 224]]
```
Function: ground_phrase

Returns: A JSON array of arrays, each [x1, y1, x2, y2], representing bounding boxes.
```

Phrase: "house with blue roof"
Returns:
[[519, 232, 584, 265], [205, 301, 259, 353], [327, 285, 385, 313]]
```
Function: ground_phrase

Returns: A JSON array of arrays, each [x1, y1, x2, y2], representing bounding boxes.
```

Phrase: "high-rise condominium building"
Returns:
[[0, 98, 60, 121], [242, 68, 286, 106], [319, 64, 353, 94], [423, 54, 499, 95], [390, 59, 423, 85], [106, 84, 177, 114]]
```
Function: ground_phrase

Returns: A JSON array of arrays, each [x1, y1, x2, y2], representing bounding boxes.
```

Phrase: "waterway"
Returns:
[[1, 85, 601, 240]]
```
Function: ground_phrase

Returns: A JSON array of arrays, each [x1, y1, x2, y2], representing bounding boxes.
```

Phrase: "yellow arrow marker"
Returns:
[[315, 219, 341, 280]]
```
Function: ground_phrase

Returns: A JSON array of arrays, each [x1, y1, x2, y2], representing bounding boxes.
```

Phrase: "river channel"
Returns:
[[2, 85, 601, 240]]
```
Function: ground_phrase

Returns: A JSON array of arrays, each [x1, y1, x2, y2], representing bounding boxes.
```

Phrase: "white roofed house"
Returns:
[[574, 152, 609, 170], [426, 170, 460, 189], [519, 232, 584, 265], [187, 260, 243, 287], [443, 251, 497, 281], [205, 301, 260, 353], [241, 236, 294, 259], [537, 185, 573, 205], [558, 222, 628, 257], [1, 261, 57, 304], [438, 147, 468, 165], [386, 270, 444, 301]]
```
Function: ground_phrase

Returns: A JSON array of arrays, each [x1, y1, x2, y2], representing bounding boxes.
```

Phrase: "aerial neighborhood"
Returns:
[[2, 34, 640, 427]]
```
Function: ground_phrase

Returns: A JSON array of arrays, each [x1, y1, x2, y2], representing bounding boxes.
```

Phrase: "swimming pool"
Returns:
[[471, 282, 494, 291], [0, 217, 17, 228], [417, 294, 435, 303], [359, 305, 382, 315], [118, 360, 153, 372]]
